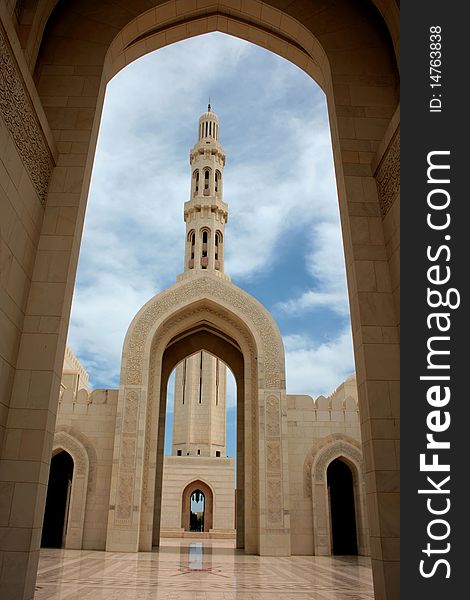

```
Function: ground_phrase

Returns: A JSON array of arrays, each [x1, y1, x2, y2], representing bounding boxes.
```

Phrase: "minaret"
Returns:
[[172, 105, 228, 458]]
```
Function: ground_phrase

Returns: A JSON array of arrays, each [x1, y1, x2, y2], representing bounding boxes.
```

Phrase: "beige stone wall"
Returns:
[[286, 376, 364, 555], [158, 456, 235, 539], [173, 353, 227, 457], [55, 384, 118, 550]]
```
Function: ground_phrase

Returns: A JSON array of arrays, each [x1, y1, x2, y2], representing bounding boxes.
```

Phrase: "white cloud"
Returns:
[[277, 221, 349, 316], [284, 329, 355, 398], [68, 33, 351, 393], [224, 111, 338, 279]]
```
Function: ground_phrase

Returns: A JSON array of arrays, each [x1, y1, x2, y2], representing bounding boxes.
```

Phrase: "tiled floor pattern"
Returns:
[[35, 538, 375, 599]]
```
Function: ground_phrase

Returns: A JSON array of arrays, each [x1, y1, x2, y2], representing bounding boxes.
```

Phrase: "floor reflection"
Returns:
[[35, 538, 375, 599]]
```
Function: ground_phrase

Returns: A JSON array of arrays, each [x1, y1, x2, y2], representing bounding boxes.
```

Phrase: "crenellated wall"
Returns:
[[286, 375, 365, 555], [55, 376, 118, 549]]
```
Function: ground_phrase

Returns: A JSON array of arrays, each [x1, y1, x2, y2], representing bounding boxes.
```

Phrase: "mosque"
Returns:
[[44, 106, 368, 558]]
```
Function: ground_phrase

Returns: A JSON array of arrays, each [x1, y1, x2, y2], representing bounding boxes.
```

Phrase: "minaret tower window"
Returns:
[[204, 169, 210, 194], [193, 170, 199, 195], [188, 230, 195, 269], [215, 231, 222, 270], [215, 170, 221, 193], [201, 229, 208, 269]]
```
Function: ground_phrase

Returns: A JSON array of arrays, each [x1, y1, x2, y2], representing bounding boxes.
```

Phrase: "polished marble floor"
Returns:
[[35, 538, 375, 599]]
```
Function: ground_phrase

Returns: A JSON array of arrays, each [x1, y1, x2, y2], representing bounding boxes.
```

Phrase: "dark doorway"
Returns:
[[189, 490, 205, 532], [41, 451, 74, 548], [327, 458, 358, 555]]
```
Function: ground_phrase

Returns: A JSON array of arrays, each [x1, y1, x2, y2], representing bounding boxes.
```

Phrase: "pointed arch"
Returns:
[[106, 274, 288, 556], [304, 434, 369, 557], [181, 479, 214, 532], [51, 431, 90, 549]]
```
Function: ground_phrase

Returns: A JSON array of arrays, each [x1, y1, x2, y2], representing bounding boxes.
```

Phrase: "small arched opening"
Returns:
[[41, 451, 74, 548], [181, 480, 214, 533], [201, 229, 209, 268], [327, 458, 358, 555], [187, 230, 195, 269], [215, 230, 222, 269]]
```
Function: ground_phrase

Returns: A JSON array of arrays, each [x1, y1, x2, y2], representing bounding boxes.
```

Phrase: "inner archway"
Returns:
[[149, 322, 248, 552], [327, 458, 358, 555], [181, 480, 214, 533], [41, 451, 74, 549]]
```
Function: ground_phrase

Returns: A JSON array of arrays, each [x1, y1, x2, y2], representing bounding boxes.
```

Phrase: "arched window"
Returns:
[[193, 170, 199, 194], [215, 230, 222, 269], [201, 229, 209, 269], [215, 170, 221, 193], [204, 169, 209, 190], [188, 230, 195, 269]]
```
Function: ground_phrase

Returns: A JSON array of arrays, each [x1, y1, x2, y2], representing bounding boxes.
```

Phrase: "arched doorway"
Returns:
[[307, 435, 369, 557], [327, 458, 358, 555], [181, 480, 214, 533], [106, 285, 289, 557], [41, 451, 74, 548]]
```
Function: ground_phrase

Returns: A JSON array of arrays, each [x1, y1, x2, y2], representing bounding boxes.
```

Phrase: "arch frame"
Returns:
[[0, 0, 400, 597], [106, 272, 290, 556], [51, 431, 90, 550], [307, 434, 369, 557], [181, 478, 214, 533]]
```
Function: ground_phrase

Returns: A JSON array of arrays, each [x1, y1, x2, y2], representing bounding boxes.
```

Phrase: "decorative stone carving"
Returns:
[[55, 425, 97, 493], [116, 472, 134, 521], [267, 479, 282, 523], [267, 441, 281, 474], [115, 391, 139, 523], [53, 431, 86, 473], [314, 442, 362, 482], [266, 395, 280, 437], [125, 276, 284, 389], [123, 391, 139, 433], [0, 23, 54, 205], [375, 130, 400, 219], [303, 434, 362, 497]]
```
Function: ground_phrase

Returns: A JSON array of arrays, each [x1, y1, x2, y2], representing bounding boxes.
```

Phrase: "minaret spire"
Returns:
[[172, 107, 230, 458], [179, 105, 229, 280]]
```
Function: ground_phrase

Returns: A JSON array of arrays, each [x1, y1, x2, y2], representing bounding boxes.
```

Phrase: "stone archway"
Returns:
[[306, 434, 369, 557], [0, 1, 400, 597], [181, 479, 214, 533], [49, 431, 90, 550], [106, 274, 289, 557]]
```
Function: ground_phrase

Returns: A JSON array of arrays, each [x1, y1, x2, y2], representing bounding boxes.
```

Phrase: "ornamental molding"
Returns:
[[54, 426, 95, 490], [53, 430, 89, 476], [303, 434, 362, 496], [0, 22, 54, 205], [124, 276, 284, 389], [375, 130, 400, 219]]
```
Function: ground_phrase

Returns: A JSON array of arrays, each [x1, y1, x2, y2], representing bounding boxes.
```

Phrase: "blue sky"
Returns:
[[67, 33, 355, 457]]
